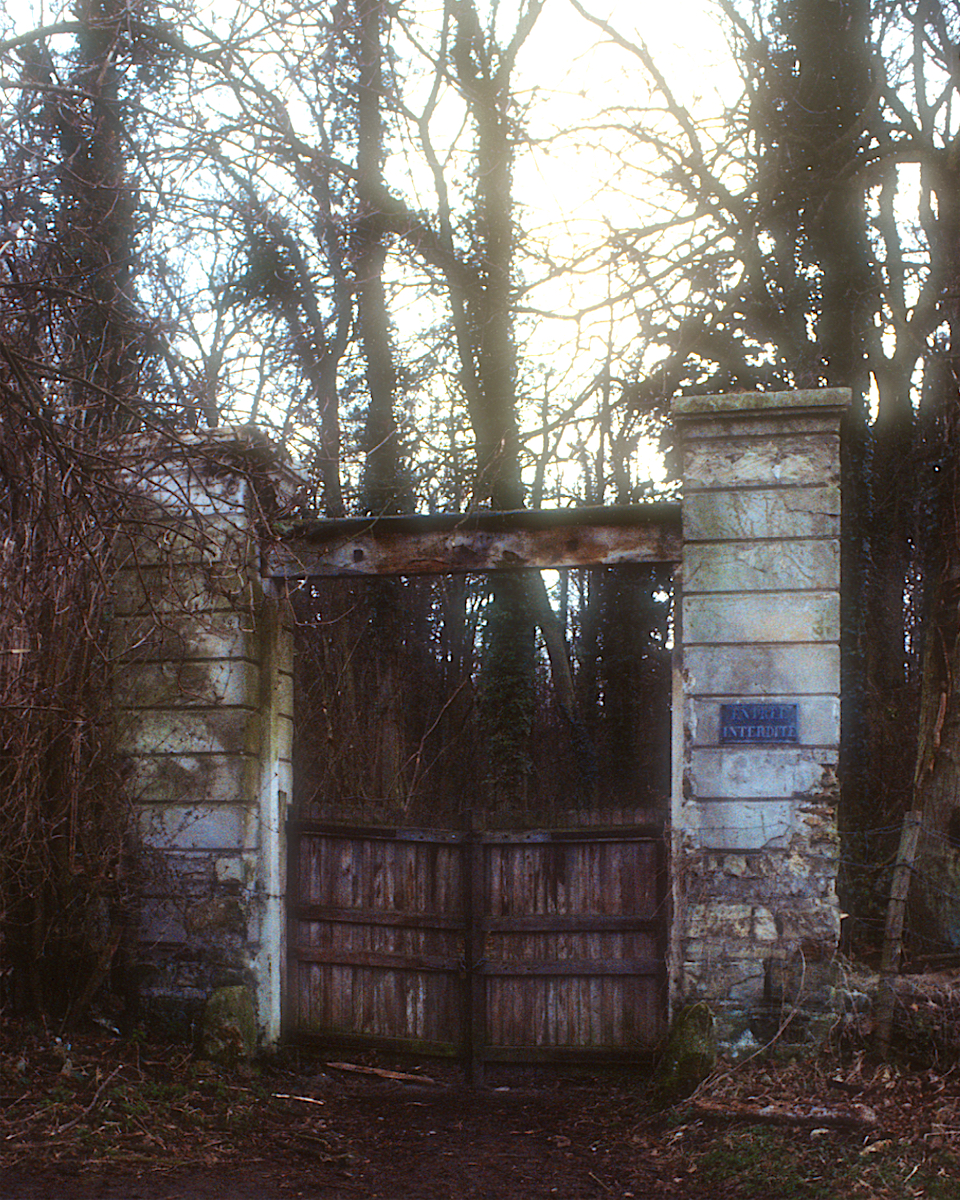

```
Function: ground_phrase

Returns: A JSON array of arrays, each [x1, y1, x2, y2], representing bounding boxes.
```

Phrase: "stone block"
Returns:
[[114, 513, 253, 568], [118, 708, 260, 757], [138, 850, 216, 896], [798, 798, 841, 839], [768, 899, 842, 943], [681, 844, 838, 905], [672, 388, 850, 417], [685, 902, 754, 939], [112, 612, 256, 663], [138, 898, 187, 944], [753, 906, 778, 941], [688, 800, 796, 850], [112, 561, 252, 617], [679, 413, 841, 439], [683, 486, 841, 541], [139, 803, 257, 852], [131, 465, 251, 519], [275, 624, 295, 675], [680, 956, 766, 1004], [113, 658, 260, 710], [199, 985, 258, 1064], [767, 951, 840, 1009], [276, 757, 294, 802], [683, 434, 840, 489], [683, 540, 839, 593], [683, 643, 839, 696], [681, 936, 772, 963], [215, 853, 257, 886], [274, 670, 294, 720], [124, 753, 259, 806], [687, 695, 839, 747], [683, 591, 839, 645], [688, 747, 838, 799], [266, 719, 295, 771], [185, 894, 250, 939]]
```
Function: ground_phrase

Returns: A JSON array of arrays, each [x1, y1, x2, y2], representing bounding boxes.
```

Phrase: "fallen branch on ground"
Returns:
[[693, 1098, 879, 1131], [324, 1061, 438, 1085]]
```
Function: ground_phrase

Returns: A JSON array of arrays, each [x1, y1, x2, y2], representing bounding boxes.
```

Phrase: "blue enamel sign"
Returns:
[[720, 702, 799, 743]]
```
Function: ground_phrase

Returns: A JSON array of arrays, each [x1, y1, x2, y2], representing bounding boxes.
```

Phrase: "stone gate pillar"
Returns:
[[112, 432, 297, 1045], [671, 388, 849, 1047]]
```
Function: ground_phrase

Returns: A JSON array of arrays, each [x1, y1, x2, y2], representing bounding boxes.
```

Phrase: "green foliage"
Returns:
[[697, 1128, 957, 1200]]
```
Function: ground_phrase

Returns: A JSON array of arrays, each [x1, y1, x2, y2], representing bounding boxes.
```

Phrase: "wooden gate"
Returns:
[[286, 820, 667, 1068]]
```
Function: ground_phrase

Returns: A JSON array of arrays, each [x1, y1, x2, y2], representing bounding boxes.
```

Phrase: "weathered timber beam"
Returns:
[[266, 504, 682, 578]]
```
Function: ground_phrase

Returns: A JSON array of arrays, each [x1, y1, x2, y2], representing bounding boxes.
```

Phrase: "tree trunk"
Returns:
[[906, 148, 960, 948], [355, 0, 410, 516]]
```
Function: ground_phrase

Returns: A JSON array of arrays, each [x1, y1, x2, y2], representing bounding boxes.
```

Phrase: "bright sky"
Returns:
[[6, 0, 736, 499], [508, 1, 736, 493]]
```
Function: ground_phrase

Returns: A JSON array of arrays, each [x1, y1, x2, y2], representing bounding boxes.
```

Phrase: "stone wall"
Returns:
[[111, 433, 294, 1044], [671, 389, 848, 1046]]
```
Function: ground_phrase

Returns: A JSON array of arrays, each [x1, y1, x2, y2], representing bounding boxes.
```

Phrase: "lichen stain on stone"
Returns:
[[185, 895, 247, 937], [722, 853, 748, 878], [816, 764, 840, 801], [797, 800, 840, 846]]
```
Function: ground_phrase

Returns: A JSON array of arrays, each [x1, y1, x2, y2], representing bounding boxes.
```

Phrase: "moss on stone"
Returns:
[[651, 1002, 717, 1105], [198, 984, 257, 1065]]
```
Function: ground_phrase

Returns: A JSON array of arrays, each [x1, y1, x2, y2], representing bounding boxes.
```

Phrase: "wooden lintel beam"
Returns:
[[267, 519, 682, 579]]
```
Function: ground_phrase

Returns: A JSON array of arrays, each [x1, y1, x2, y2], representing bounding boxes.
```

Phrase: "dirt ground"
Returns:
[[2, 1022, 960, 1199]]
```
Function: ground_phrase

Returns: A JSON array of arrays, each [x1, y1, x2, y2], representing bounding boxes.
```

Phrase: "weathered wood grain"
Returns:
[[287, 822, 667, 1061]]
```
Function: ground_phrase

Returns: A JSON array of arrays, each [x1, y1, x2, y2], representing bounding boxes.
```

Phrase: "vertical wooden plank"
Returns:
[[464, 823, 485, 1085], [285, 814, 300, 1038]]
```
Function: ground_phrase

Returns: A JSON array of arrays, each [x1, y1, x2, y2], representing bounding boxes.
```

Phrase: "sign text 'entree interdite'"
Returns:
[[719, 702, 799, 744]]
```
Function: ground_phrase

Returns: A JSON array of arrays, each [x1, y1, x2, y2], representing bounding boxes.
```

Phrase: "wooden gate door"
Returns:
[[476, 828, 666, 1064], [287, 820, 667, 1065], [286, 822, 466, 1055]]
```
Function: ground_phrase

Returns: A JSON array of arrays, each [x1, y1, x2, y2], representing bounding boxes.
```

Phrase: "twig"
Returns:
[[54, 1063, 125, 1134], [273, 1093, 326, 1107], [324, 1061, 438, 1085]]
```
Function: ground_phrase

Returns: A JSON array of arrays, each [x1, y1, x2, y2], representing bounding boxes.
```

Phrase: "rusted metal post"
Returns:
[[876, 810, 922, 1057]]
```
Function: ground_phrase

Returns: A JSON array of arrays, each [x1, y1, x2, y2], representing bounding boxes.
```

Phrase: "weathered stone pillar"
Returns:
[[671, 388, 849, 1047], [111, 432, 295, 1044]]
